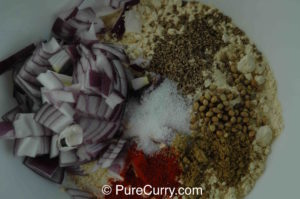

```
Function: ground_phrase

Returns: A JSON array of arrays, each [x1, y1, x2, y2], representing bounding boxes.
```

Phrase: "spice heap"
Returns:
[[149, 13, 225, 94], [105, 144, 181, 199], [124, 79, 191, 154]]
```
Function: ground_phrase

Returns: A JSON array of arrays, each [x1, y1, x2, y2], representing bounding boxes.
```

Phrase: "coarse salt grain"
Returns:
[[255, 125, 273, 147], [124, 10, 142, 33], [237, 54, 256, 74], [255, 75, 266, 85], [124, 79, 191, 154]]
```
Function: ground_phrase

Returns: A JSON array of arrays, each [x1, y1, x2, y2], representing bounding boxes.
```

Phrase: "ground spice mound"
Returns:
[[105, 145, 181, 199], [149, 13, 225, 94]]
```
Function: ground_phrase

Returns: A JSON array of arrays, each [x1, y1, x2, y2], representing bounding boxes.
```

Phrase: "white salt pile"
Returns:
[[124, 79, 191, 154]]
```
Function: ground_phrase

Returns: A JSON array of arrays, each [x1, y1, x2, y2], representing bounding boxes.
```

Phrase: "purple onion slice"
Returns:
[[13, 113, 52, 138], [93, 138, 126, 171], [23, 156, 64, 184], [65, 165, 87, 176], [1, 106, 23, 122], [49, 49, 72, 73], [50, 134, 59, 158], [105, 90, 125, 109], [34, 104, 73, 133], [0, 121, 15, 139], [59, 150, 85, 167], [76, 142, 109, 161], [37, 70, 65, 90], [131, 76, 150, 90], [14, 137, 51, 157], [0, 43, 36, 74]]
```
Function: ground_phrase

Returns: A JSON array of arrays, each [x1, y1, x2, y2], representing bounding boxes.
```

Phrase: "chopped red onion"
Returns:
[[124, 68, 135, 83], [42, 89, 75, 104], [129, 64, 145, 73], [75, 94, 112, 119], [94, 49, 114, 79], [131, 57, 150, 67], [90, 96, 102, 116], [0, 121, 15, 139], [131, 76, 150, 90], [93, 43, 128, 63], [61, 6, 79, 21], [112, 59, 127, 96], [0, 43, 35, 75], [23, 59, 48, 77], [0, 0, 134, 177], [105, 91, 125, 109], [52, 18, 77, 41], [37, 70, 65, 90], [34, 104, 54, 123], [57, 73, 73, 85], [57, 124, 83, 152], [42, 37, 61, 55], [88, 70, 112, 96], [104, 103, 124, 123], [93, 139, 126, 171], [65, 165, 87, 176], [59, 150, 80, 167], [65, 45, 80, 63], [23, 156, 64, 184], [1, 106, 23, 122], [97, 99, 109, 119], [13, 85, 35, 112], [14, 137, 51, 157], [50, 135, 59, 158], [111, 0, 140, 9], [124, 9, 142, 33], [108, 149, 128, 180], [57, 102, 76, 118], [13, 113, 52, 138], [49, 49, 71, 73], [76, 146, 92, 161], [82, 120, 109, 143], [109, 0, 141, 37], [77, 24, 99, 45], [15, 74, 41, 99], [35, 104, 73, 133], [75, 7, 96, 23], [77, 141, 109, 161], [18, 67, 42, 86]]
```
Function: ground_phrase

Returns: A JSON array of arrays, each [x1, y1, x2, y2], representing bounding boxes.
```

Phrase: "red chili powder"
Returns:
[[105, 145, 182, 199]]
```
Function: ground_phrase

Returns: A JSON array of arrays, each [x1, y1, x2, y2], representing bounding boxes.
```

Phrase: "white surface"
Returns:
[[0, 0, 300, 198]]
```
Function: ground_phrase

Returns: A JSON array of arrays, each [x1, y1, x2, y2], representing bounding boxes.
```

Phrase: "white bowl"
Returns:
[[0, 0, 299, 198]]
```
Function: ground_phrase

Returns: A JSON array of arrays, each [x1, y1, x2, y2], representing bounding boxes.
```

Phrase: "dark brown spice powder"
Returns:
[[149, 14, 225, 94]]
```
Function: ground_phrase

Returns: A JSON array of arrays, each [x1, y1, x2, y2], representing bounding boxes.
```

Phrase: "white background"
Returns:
[[0, 0, 300, 198]]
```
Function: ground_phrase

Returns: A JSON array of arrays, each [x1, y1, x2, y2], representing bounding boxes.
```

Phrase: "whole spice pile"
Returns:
[[105, 144, 182, 199], [149, 11, 225, 94]]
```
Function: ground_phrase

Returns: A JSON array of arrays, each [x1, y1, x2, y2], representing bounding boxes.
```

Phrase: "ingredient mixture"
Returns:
[[0, 0, 283, 199]]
